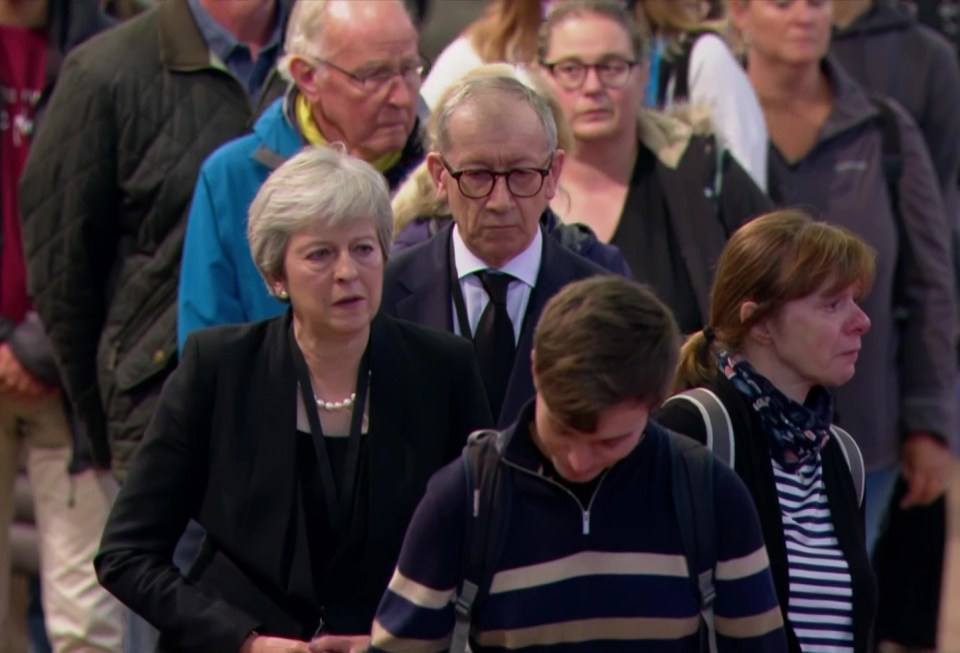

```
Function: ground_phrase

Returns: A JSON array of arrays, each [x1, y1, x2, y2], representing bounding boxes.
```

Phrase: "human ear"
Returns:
[[727, 0, 752, 46], [740, 301, 773, 345], [543, 149, 565, 200], [290, 57, 323, 104], [425, 152, 449, 199], [268, 276, 288, 301]]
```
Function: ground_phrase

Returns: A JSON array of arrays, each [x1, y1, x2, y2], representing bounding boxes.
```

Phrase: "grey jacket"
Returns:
[[768, 58, 957, 468], [831, 0, 960, 195]]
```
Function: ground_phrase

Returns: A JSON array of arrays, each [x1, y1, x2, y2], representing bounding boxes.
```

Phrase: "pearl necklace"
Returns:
[[315, 392, 357, 412]]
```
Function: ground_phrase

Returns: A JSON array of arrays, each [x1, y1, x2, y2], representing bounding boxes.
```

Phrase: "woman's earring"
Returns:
[[277, 289, 289, 300]]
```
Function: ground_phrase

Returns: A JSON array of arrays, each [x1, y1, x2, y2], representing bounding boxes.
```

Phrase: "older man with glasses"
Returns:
[[178, 0, 426, 349], [380, 67, 610, 427]]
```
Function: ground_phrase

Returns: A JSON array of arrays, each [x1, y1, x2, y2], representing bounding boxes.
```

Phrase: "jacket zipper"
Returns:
[[502, 460, 610, 535]]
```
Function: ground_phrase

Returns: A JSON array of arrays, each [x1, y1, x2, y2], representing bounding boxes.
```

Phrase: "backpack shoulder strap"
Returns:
[[664, 387, 735, 467], [451, 429, 512, 653], [661, 30, 712, 105], [869, 94, 910, 320], [828, 425, 865, 507], [870, 94, 904, 213], [668, 432, 718, 653]]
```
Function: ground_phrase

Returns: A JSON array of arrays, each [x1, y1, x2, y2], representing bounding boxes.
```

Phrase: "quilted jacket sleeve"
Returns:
[[19, 50, 120, 468]]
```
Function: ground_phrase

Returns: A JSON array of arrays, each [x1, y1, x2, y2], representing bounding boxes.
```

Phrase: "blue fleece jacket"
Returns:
[[177, 98, 299, 350]]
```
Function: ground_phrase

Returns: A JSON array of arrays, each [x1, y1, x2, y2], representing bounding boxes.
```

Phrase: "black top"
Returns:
[[611, 146, 702, 333], [296, 432, 371, 609]]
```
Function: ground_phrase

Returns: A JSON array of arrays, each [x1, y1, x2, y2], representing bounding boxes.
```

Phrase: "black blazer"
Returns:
[[380, 224, 609, 428], [95, 312, 493, 653], [656, 375, 877, 653]]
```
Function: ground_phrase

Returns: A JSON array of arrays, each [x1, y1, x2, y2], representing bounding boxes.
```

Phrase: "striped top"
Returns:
[[772, 456, 854, 653], [370, 412, 787, 652]]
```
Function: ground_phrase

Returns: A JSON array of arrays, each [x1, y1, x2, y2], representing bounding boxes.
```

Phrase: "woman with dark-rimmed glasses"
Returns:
[[536, 0, 770, 334]]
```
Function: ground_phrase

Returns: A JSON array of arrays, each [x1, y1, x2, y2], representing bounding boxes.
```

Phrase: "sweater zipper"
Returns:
[[502, 460, 610, 535]]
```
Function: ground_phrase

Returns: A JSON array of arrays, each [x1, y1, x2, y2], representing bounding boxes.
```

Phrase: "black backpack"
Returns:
[[449, 428, 719, 653]]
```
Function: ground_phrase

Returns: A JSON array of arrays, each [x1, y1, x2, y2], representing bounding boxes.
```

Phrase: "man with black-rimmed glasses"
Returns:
[[381, 67, 610, 427]]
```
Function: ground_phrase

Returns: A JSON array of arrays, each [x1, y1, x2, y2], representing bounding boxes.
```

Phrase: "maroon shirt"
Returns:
[[0, 24, 46, 324]]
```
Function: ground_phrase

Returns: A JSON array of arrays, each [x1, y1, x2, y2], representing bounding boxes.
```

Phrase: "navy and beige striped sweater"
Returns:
[[370, 405, 788, 652]]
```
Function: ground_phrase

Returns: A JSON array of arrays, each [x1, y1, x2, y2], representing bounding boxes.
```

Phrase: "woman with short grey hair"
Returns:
[[96, 147, 493, 653], [248, 145, 395, 288]]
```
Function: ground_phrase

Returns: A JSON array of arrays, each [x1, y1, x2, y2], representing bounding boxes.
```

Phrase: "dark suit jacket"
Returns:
[[656, 375, 878, 653], [380, 225, 608, 428], [95, 311, 492, 653]]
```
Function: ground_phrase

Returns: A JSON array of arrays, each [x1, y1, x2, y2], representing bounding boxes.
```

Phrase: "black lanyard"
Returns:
[[449, 240, 474, 340], [289, 324, 371, 536]]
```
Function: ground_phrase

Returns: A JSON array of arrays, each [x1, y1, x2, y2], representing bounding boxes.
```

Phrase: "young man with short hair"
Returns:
[[371, 276, 788, 653]]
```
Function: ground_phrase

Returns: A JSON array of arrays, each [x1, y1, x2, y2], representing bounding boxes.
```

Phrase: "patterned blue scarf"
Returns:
[[718, 351, 833, 471]]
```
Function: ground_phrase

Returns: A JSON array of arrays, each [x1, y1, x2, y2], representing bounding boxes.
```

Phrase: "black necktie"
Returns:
[[474, 270, 516, 421]]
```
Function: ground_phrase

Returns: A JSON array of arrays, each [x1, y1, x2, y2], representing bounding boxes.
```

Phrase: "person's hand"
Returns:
[[308, 634, 371, 653], [238, 634, 311, 653], [0, 343, 56, 399], [900, 430, 951, 508]]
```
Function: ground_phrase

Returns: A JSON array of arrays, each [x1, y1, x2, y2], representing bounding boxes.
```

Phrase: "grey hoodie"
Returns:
[[767, 59, 957, 469]]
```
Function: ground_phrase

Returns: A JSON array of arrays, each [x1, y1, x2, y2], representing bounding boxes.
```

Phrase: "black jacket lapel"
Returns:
[[239, 313, 311, 604], [365, 314, 417, 542]]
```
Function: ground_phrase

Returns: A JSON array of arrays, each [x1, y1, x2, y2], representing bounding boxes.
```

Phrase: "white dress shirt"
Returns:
[[450, 225, 543, 344]]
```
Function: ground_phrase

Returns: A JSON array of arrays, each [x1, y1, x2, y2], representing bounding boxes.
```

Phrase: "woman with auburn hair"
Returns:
[[630, 0, 768, 190], [657, 209, 878, 653], [420, 0, 543, 108]]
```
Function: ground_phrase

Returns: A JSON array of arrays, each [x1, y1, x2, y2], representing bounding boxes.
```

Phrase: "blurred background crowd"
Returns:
[[4, 0, 960, 652]]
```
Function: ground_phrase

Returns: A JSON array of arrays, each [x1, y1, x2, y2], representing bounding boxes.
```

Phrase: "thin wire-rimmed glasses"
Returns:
[[540, 56, 637, 91], [439, 155, 555, 199], [305, 55, 425, 93]]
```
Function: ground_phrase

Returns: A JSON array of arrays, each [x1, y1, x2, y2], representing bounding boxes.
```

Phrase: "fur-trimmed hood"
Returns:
[[638, 103, 715, 169]]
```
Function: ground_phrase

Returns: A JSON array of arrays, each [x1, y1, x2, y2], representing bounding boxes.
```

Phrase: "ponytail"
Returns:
[[672, 329, 718, 393]]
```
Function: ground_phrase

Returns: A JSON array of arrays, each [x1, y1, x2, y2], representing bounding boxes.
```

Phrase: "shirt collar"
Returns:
[[451, 225, 543, 288], [186, 0, 283, 64]]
